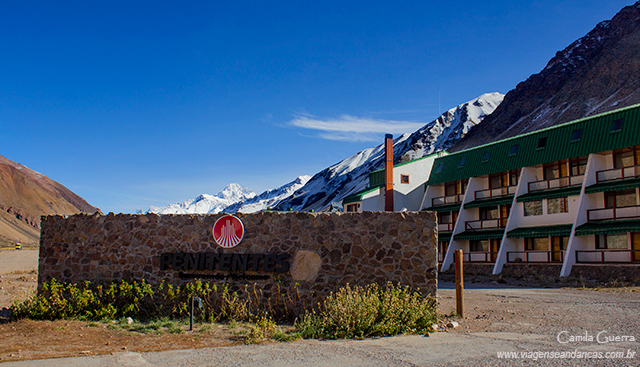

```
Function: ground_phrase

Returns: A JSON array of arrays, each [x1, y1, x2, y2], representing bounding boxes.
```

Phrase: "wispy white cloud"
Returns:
[[288, 112, 426, 142]]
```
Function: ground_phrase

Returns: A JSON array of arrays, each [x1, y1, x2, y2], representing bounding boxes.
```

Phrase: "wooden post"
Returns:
[[455, 249, 464, 318]]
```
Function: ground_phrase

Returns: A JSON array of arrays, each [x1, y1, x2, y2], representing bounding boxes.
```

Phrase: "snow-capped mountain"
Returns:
[[148, 176, 311, 214], [274, 92, 504, 212], [149, 183, 256, 214], [222, 175, 311, 213]]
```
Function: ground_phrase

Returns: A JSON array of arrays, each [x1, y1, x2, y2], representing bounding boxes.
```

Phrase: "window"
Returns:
[[525, 237, 549, 251], [509, 144, 519, 156], [400, 174, 409, 184], [613, 150, 635, 169], [524, 200, 543, 216], [509, 169, 520, 186], [346, 203, 359, 212], [437, 212, 452, 225], [435, 163, 444, 173], [570, 128, 582, 142], [470, 240, 489, 252], [611, 119, 623, 132], [605, 189, 637, 208], [489, 174, 503, 189], [569, 157, 588, 176], [596, 233, 628, 249], [537, 137, 548, 149], [482, 151, 491, 162], [480, 206, 499, 220], [548, 197, 568, 214], [458, 157, 466, 168]]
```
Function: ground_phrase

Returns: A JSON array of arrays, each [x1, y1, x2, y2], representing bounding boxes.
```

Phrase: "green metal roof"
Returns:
[[516, 186, 582, 202], [453, 229, 505, 241], [574, 219, 640, 236], [438, 232, 452, 242], [422, 202, 462, 212], [464, 195, 514, 209], [507, 224, 573, 238], [369, 151, 446, 187], [426, 104, 640, 186], [342, 185, 382, 204], [584, 177, 640, 194]]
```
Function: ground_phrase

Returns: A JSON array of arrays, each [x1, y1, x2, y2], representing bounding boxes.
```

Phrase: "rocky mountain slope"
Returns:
[[148, 175, 311, 214], [0, 154, 98, 246], [274, 93, 504, 212], [452, 1, 640, 151]]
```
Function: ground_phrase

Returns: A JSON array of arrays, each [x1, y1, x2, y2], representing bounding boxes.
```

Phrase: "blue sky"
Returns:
[[0, 1, 633, 213]]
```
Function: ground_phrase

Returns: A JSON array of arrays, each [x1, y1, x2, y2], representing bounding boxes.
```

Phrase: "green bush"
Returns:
[[295, 283, 436, 339], [11, 279, 436, 340]]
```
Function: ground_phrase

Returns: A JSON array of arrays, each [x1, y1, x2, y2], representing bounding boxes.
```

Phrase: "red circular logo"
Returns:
[[212, 215, 245, 248]]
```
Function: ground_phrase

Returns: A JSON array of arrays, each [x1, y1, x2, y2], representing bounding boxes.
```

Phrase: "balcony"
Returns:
[[438, 222, 455, 232], [587, 205, 640, 221], [576, 250, 640, 263], [431, 194, 464, 206], [506, 251, 564, 263], [465, 218, 507, 230], [463, 251, 498, 263], [528, 175, 583, 193], [596, 165, 640, 183], [474, 185, 516, 200]]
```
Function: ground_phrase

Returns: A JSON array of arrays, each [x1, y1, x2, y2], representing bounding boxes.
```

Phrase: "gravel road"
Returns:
[[5, 281, 639, 366]]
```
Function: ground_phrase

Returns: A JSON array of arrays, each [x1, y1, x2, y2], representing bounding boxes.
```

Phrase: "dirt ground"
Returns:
[[1, 249, 638, 363]]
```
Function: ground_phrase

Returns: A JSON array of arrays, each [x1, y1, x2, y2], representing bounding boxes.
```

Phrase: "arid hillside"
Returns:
[[0, 154, 98, 247]]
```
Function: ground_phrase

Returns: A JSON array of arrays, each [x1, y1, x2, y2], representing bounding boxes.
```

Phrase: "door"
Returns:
[[551, 236, 567, 262], [632, 232, 640, 262], [490, 239, 501, 261]]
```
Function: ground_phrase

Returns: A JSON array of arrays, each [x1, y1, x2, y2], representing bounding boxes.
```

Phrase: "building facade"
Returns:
[[421, 104, 640, 276]]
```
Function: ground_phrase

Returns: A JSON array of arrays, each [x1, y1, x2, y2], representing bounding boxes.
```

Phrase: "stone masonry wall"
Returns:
[[39, 211, 437, 307]]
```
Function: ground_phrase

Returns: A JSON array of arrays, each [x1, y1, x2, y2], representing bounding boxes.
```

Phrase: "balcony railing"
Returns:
[[596, 165, 640, 183], [431, 194, 464, 206], [438, 222, 455, 232], [474, 185, 517, 200], [528, 175, 583, 193], [576, 250, 640, 263], [463, 251, 498, 263], [465, 218, 507, 230], [587, 205, 640, 221], [506, 251, 564, 263]]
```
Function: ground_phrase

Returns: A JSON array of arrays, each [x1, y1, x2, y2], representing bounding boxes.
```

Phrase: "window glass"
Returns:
[[570, 158, 587, 176], [611, 119, 623, 132], [524, 200, 543, 216], [544, 164, 560, 180], [548, 197, 568, 214], [480, 206, 499, 220], [537, 137, 547, 149], [458, 157, 466, 167], [510, 170, 520, 186], [606, 189, 637, 208], [470, 240, 489, 252], [482, 151, 490, 162], [509, 144, 519, 156], [571, 128, 582, 142], [607, 233, 628, 249], [435, 163, 444, 173], [614, 151, 634, 168], [445, 183, 457, 196], [526, 237, 548, 251], [438, 212, 451, 224], [489, 174, 502, 189]]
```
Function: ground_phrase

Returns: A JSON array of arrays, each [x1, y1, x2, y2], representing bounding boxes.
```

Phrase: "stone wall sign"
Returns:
[[38, 211, 438, 304]]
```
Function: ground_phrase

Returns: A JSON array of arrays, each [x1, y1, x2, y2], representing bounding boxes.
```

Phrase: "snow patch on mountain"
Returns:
[[275, 93, 504, 212], [148, 176, 311, 214]]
